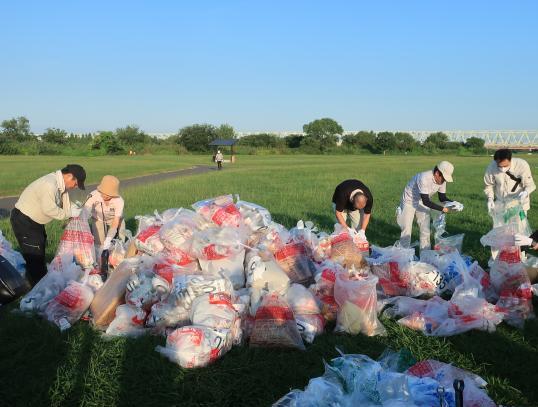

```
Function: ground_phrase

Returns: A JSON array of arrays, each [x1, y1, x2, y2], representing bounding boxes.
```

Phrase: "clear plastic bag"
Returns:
[[190, 292, 238, 331], [490, 199, 532, 236], [235, 199, 272, 231], [245, 250, 289, 294], [329, 229, 367, 270], [368, 244, 415, 266], [156, 325, 232, 368], [309, 261, 343, 322], [146, 300, 190, 334], [250, 292, 305, 350], [55, 216, 95, 269], [0, 230, 25, 276], [20, 255, 83, 313], [192, 195, 242, 228], [334, 273, 386, 336], [286, 283, 320, 315], [104, 304, 147, 337], [295, 314, 325, 344], [273, 242, 313, 286], [44, 281, 94, 331], [490, 259, 534, 328]]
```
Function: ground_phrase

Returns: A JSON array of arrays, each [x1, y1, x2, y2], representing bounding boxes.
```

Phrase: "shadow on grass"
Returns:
[[0, 304, 69, 406], [447, 322, 538, 405], [114, 330, 389, 407]]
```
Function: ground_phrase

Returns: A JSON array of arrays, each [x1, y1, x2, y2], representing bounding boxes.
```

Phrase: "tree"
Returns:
[[342, 131, 376, 150], [238, 133, 282, 148], [284, 134, 304, 148], [425, 132, 449, 149], [374, 132, 397, 154], [115, 125, 148, 146], [464, 136, 486, 154], [394, 132, 418, 152], [216, 124, 236, 140], [0, 116, 33, 142], [90, 131, 124, 154], [178, 124, 218, 152], [302, 118, 343, 149], [41, 128, 68, 144]]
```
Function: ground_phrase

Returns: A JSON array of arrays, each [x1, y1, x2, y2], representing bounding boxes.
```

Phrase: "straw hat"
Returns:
[[97, 175, 120, 197]]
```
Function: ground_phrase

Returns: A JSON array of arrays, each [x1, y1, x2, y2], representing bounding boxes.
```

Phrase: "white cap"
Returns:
[[437, 161, 454, 182]]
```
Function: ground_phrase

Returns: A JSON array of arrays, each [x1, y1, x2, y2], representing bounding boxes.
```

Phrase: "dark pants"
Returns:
[[217, 160, 222, 170], [10, 208, 48, 286]]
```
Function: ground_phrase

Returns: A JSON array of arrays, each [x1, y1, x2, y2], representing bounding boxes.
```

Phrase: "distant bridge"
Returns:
[[63, 130, 537, 149], [233, 130, 538, 149]]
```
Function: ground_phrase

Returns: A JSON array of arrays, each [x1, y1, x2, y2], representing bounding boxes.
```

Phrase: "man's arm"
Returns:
[[361, 213, 371, 232], [420, 194, 447, 212], [484, 167, 495, 201], [521, 161, 536, 195], [41, 187, 71, 220], [335, 210, 348, 230]]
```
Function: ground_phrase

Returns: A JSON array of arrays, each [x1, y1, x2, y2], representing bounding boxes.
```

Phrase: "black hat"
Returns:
[[62, 164, 86, 190]]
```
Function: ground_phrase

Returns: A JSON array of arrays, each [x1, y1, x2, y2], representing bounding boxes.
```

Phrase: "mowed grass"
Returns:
[[0, 155, 207, 197], [1, 154, 538, 406]]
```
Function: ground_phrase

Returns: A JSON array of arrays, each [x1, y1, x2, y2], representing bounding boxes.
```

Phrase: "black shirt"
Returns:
[[332, 179, 373, 214]]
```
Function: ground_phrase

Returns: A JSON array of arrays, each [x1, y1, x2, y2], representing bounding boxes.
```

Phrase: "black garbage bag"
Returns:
[[0, 254, 30, 305]]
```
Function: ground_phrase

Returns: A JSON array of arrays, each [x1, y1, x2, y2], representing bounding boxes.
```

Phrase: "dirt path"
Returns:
[[0, 165, 214, 217]]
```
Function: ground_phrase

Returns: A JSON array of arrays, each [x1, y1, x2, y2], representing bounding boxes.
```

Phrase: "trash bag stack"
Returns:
[[12, 195, 536, 376]]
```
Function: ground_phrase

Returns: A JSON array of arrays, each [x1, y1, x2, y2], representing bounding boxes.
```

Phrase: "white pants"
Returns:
[[332, 203, 363, 230], [397, 203, 431, 250]]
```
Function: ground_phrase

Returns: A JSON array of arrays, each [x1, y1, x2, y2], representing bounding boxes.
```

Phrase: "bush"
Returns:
[[238, 133, 283, 148], [177, 124, 218, 152], [0, 142, 21, 155], [41, 128, 68, 144], [284, 134, 304, 148]]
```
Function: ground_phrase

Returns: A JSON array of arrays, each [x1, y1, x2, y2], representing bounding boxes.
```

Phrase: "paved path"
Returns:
[[0, 165, 214, 217]]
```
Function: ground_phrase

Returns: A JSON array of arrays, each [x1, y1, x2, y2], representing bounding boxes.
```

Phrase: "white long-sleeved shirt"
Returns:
[[484, 157, 535, 211], [15, 171, 72, 224]]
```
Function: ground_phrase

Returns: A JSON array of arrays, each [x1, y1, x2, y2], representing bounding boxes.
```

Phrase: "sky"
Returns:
[[1, 1, 537, 133]]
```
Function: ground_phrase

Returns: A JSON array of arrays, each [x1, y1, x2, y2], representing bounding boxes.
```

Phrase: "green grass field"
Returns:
[[1, 154, 537, 406], [0, 155, 207, 197]]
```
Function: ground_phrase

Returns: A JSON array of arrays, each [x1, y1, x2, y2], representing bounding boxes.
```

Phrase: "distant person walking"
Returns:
[[215, 150, 224, 170], [10, 164, 86, 285], [331, 179, 374, 240]]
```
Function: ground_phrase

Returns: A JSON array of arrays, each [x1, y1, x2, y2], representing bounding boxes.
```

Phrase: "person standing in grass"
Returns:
[[397, 161, 459, 250], [10, 164, 86, 286], [84, 175, 126, 253], [484, 149, 535, 213], [215, 150, 224, 170], [332, 179, 374, 239], [484, 149, 535, 263]]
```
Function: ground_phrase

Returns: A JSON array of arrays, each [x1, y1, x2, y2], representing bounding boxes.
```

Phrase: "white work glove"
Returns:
[[514, 233, 533, 247], [126, 274, 141, 292], [102, 237, 112, 251], [519, 190, 529, 202], [487, 199, 495, 213], [70, 203, 82, 218], [356, 229, 366, 240], [445, 201, 464, 212]]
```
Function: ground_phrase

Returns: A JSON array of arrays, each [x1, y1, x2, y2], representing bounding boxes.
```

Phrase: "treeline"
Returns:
[[0, 116, 487, 156]]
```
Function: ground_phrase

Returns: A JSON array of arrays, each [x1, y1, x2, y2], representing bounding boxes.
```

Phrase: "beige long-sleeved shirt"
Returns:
[[484, 157, 535, 211], [15, 170, 72, 224]]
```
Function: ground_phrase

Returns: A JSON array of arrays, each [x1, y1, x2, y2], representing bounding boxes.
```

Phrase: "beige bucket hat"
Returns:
[[97, 175, 120, 197]]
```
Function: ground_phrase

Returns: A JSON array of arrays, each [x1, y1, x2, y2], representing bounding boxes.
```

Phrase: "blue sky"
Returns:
[[1, 1, 537, 133]]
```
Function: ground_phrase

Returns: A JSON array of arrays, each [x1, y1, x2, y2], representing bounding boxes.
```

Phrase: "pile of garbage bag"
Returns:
[[10, 195, 537, 372], [273, 348, 496, 407]]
